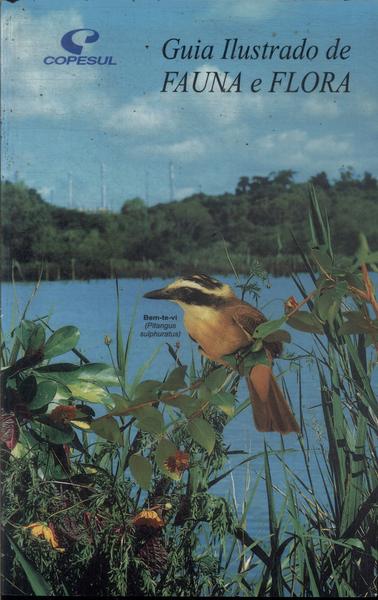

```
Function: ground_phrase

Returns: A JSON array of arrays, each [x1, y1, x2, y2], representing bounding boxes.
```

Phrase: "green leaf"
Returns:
[[135, 406, 164, 435], [91, 415, 123, 445], [14, 320, 37, 351], [264, 329, 291, 344], [133, 380, 162, 403], [171, 385, 211, 418], [317, 281, 347, 322], [161, 366, 187, 391], [58, 363, 120, 386], [241, 348, 269, 375], [334, 280, 348, 296], [222, 347, 268, 376], [254, 317, 287, 340], [311, 245, 333, 272], [35, 363, 79, 373], [8, 535, 52, 596], [338, 537, 365, 551], [182, 399, 207, 418], [161, 392, 202, 417], [31, 420, 75, 445], [160, 392, 191, 408], [44, 326, 80, 359], [251, 339, 263, 352], [53, 383, 73, 402], [198, 383, 212, 404], [115, 278, 126, 377], [263, 443, 278, 534], [204, 367, 229, 392], [343, 310, 368, 322], [155, 437, 180, 480], [20, 375, 37, 403], [317, 289, 340, 322], [340, 321, 376, 336], [212, 391, 235, 417], [188, 417, 216, 453], [339, 311, 376, 335], [365, 251, 378, 265], [221, 352, 238, 370], [129, 454, 152, 489], [29, 381, 57, 410], [67, 381, 110, 404], [345, 272, 365, 290], [355, 233, 370, 265], [107, 393, 131, 416], [29, 324, 46, 352], [287, 311, 323, 334]]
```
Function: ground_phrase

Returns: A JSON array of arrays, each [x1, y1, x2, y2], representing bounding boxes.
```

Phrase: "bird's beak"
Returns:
[[143, 287, 172, 300]]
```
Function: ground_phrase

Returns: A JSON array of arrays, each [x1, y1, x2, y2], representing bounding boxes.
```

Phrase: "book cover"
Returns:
[[1, 0, 377, 597]]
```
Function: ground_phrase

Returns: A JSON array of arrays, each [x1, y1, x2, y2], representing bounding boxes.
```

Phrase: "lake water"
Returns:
[[2, 274, 365, 540]]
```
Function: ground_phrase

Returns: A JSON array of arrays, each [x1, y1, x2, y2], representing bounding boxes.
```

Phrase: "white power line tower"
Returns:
[[145, 170, 149, 205], [169, 161, 175, 202], [101, 162, 107, 210], [68, 173, 73, 208]]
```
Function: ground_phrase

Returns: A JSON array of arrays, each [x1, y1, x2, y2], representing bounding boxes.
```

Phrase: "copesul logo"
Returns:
[[43, 28, 117, 65]]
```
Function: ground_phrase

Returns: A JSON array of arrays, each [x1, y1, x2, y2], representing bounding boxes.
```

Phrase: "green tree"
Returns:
[[310, 171, 331, 190], [271, 169, 295, 189], [2, 181, 52, 262], [360, 171, 377, 191], [235, 176, 250, 195], [121, 197, 146, 214]]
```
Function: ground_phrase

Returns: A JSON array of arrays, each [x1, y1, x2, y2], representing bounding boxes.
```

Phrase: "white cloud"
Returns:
[[37, 185, 54, 198], [208, 0, 281, 20], [1, 9, 109, 120], [175, 186, 197, 200], [105, 95, 177, 134], [106, 63, 265, 137], [257, 129, 307, 152], [302, 96, 339, 118], [358, 95, 378, 117], [255, 129, 354, 172], [142, 138, 206, 161], [305, 135, 350, 155]]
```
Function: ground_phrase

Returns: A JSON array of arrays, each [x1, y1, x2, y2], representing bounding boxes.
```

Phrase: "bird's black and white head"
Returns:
[[144, 274, 235, 309]]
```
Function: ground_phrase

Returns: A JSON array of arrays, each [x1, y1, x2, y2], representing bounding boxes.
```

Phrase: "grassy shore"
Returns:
[[5, 254, 310, 282]]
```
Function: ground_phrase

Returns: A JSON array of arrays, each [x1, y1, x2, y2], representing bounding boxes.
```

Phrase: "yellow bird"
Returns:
[[144, 274, 300, 434]]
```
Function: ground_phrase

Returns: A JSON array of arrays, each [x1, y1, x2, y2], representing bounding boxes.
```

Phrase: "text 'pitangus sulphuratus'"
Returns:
[[144, 274, 300, 434]]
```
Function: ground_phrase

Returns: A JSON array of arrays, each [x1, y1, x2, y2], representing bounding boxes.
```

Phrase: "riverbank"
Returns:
[[3, 254, 308, 281], [3, 176, 378, 285]]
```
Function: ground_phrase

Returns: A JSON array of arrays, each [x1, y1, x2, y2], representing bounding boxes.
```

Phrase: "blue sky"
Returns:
[[2, 0, 377, 210]]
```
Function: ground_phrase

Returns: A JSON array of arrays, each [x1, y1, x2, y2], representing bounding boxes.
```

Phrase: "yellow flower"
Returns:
[[24, 522, 65, 553], [132, 510, 164, 529]]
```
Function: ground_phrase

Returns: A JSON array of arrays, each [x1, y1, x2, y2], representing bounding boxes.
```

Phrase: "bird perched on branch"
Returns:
[[144, 274, 300, 434]]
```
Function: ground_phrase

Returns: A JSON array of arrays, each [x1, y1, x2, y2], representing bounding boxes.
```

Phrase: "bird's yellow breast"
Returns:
[[183, 305, 250, 361]]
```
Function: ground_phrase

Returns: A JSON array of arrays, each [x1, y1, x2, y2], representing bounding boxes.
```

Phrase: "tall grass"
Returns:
[[1, 189, 377, 596]]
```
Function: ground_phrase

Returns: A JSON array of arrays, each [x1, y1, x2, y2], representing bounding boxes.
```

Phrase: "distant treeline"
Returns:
[[2, 169, 377, 280]]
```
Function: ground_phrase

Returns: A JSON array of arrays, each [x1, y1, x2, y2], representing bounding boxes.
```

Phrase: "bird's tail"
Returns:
[[247, 363, 300, 434]]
